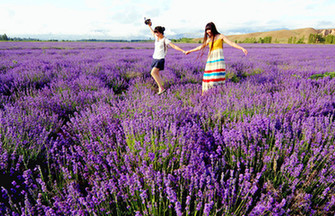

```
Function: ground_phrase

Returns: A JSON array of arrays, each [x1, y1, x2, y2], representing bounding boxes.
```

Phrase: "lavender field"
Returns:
[[0, 41, 335, 215]]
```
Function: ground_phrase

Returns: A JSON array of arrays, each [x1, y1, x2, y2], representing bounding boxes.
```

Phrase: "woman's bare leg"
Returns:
[[150, 67, 165, 92]]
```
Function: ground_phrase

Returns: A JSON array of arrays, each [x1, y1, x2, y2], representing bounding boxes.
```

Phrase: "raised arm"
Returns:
[[221, 34, 248, 55], [147, 21, 155, 37]]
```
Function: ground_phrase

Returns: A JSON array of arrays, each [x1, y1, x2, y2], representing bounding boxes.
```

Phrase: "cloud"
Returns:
[[112, 8, 142, 25], [1, 0, 334, 39], [316, 21, 335, 29]]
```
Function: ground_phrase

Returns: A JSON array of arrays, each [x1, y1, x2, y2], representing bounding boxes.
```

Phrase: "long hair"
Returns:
[[200, 22, 220, 57]]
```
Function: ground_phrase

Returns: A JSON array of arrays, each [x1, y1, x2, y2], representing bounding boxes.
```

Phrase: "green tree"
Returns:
[[308, 34, 316, 43], [316, 34, 325, 43], [264, 36, 272, 43], [241, 37, 257, 43], [0, 34, 9, 41], [325, 35, 334, 44], [297, 36, 305, 44], [293, 36, 297, 44]]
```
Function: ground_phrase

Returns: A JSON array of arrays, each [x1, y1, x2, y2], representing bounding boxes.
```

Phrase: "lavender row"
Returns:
[[0, 42, 334, 215]]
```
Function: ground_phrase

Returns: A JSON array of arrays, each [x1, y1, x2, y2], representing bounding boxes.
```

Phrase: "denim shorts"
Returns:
[[151, 58, 165, 70]]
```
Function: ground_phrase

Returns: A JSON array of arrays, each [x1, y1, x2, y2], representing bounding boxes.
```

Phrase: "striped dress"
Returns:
[[202, 38, 226, 92]]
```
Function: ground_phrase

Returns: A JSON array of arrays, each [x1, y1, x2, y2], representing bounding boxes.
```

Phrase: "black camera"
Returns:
[[144, 17, 151, 25]]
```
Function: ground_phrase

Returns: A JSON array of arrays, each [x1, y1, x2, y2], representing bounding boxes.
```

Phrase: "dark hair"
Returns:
[[154, 26, 165, 35], [200, 22, 220, 57]]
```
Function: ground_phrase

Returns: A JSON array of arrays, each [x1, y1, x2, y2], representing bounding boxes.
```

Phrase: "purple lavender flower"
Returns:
[[1, 42, 334, 215]]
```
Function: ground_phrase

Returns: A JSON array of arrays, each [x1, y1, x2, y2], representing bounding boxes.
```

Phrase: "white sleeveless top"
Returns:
[[152, 36, 171, 59]]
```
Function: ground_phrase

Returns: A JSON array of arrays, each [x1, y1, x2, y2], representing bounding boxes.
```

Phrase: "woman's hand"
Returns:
[[242, 48, 248, 56]]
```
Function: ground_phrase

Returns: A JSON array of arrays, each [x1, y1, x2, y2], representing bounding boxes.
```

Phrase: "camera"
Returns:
[[144, 17, 151, 25]]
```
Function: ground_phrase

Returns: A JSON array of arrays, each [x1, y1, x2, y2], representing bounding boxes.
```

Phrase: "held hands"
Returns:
[[183, 49, 245, 56], [181, 50, 191, 55], [182, 50, 191, 55]]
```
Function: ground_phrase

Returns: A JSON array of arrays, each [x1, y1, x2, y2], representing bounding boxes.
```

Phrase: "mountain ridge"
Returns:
[[193, 28, 335, 43]]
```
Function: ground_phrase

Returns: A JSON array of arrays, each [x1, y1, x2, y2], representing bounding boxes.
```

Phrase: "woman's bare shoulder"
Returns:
[[219, 34, 226, 39]]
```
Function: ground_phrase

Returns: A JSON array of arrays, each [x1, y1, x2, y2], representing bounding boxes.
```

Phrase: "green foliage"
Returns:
[[308, 33, 335, 44], [288, 37, 295, 44], [288, 36, 305, 44], [239, 37, 257, 43], [258, 36, 272, 43], [171, 38, 195, 43], [0, 34, 43, 41], [309, 72, 335, 80], [239, 33, 334, 44], [297, 36, 305, 44], [239, 36, 272, 44], [325, 34, 335, 44], [308, 34, 325, 43], [0, 34, 9, 41]]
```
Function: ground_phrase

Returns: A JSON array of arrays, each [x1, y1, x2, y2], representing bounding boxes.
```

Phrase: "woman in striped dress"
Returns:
[[186, 22, 248, 94]]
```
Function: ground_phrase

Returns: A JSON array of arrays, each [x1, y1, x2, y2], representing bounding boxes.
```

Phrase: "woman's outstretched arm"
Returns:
[[169, 42, 186, 54], [221, 34, 248, 55], [185, 43, 207, 55]]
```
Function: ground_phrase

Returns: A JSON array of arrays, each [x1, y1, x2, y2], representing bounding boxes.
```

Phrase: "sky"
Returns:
[[1, 0, 335, 40]]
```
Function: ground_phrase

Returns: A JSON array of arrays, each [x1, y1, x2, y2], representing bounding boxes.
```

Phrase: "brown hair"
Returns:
[[154, 26, 165, 35], [200, 22, 220, 57]]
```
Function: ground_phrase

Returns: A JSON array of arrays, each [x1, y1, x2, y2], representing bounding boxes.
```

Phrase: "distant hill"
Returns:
[[193, 28, 335, 44]]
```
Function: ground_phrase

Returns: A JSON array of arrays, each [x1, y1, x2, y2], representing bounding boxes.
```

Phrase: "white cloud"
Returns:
[[1, 0, 334, 39]]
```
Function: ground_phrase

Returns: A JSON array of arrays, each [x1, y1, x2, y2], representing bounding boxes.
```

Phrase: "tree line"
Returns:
[[288, 34, 335, 44], [0, 34, 9, 41], [2, 33, 335, 44], [236, 36, 273, 44], [0, 34, 42, 41], [308, 34, 335, 44], [236, 34, 335, 44]]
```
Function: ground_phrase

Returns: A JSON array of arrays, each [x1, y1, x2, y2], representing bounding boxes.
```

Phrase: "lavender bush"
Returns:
[[0, 41, 334, 215]]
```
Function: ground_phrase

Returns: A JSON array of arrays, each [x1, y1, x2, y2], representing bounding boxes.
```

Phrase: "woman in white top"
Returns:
[[147, 21, 186, 94]]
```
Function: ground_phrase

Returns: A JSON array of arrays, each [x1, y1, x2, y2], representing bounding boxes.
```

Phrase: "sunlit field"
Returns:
[[0, 41, 334, 215]]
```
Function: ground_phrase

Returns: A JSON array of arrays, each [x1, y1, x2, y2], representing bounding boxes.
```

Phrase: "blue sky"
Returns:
[[1, 0, 334, 40]]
